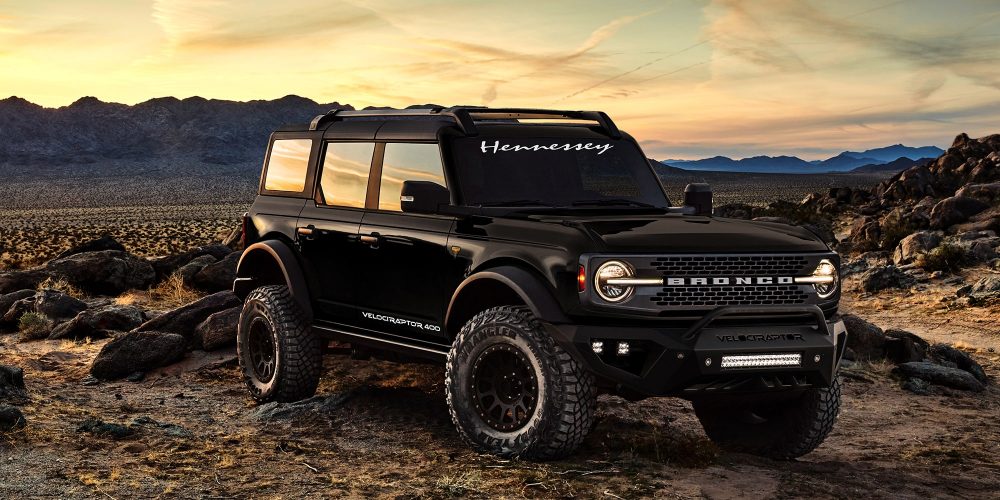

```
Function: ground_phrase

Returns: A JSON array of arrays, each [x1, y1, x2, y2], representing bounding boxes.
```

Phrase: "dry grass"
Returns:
[[115, 273, 201, 310], [36, 277, 86, 298]]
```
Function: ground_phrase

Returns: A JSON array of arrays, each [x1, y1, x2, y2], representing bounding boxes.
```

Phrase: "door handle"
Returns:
[[296, 225, 316, 240], [359, 233, 380, 247]]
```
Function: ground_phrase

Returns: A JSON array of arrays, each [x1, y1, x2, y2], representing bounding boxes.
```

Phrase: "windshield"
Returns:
[[446, 136, 669, 208]]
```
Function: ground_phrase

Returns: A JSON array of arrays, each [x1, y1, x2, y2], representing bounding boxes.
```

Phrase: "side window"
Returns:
[[379, 143, 446, 212], [263, 139, 312, 192], [319, 142, 375, 208]]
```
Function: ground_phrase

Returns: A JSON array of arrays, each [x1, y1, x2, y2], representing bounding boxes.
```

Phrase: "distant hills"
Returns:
[[663, 144, 944, 174]]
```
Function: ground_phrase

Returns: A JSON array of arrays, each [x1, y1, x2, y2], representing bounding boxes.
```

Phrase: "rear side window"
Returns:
[[263, 139, 312, 192], [320, 142, 375, 208], [379, 143, 446, 211]]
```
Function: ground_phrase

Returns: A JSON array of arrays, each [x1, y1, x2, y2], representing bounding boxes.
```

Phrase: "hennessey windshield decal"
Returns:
[[480, 140, 614, 155]]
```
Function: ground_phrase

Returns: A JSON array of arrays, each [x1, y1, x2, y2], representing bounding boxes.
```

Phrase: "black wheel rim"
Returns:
[[470, 343, 538, 432], [247, 317, 276, 383]]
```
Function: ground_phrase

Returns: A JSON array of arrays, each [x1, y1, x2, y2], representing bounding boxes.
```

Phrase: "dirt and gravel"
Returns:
[[1, 275, 998, 499]]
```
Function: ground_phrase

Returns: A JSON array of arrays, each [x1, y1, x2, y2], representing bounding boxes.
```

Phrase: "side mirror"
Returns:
[[683, 183, 713, 216], [401, 181, 450, 214]]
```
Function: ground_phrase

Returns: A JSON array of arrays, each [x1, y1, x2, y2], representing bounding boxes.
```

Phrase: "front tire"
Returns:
[[446, 306, 596, 460], [237, 285, 322, 403], [693, 377, 841, 459]]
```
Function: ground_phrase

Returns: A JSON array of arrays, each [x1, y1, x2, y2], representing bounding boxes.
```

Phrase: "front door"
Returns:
[[354, 142, 464, 344]]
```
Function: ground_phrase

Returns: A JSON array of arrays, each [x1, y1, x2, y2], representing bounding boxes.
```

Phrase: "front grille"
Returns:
[[651, 285, 809, 307], [651, 255, 810, 276]]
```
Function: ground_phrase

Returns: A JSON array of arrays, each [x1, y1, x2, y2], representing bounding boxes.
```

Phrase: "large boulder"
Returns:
[[859, 265, 916, 293], [929, 196, 989, 229], [894, 362, 985, 392], [0, 269, 48, 295], [133, 291, 241, 340], [90, 330, 187, 380], [955, 182, 1000, 204], [0, 405, 26, 433], [883, 329, 928, 364], [149, 244, 234, 281], [841, 314, 886, 361], [45, 250, 155, 295], [967, 275, 1000, 304], [177, 255, 217, 286], [0, 365, 27, 403], [33, 289, 87, 322], [191, 252, 240, 293], [54, 235, 126, 259], [194, 306, 240, 351], [2, 297, 35, 324], [848, 216, 881, 250], [48, 305, 147, 340], [929, 344, 988, 384], [892, 231, 942, 265]]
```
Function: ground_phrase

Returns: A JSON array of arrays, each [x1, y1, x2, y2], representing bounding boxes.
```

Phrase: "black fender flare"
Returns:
[[234, 240, 312, 319], [445, 265, 569, 334]]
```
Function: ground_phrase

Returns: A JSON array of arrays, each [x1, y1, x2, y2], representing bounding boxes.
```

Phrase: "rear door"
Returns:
[[355, 141, 463, 343], [297, 136, 378, 326]]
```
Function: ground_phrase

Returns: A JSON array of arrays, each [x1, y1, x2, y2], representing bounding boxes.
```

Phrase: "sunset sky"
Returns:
[[1, 0, 999, 159]]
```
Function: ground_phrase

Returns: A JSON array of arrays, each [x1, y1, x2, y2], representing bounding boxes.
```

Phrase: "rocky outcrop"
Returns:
[[33, 289, 87, 322], [132, 291, 241, 341], [149, 244, 232, 282], [191, 252, 240, 292], [892, 231, 942, 265], [0, 269, 48, 295], [90, 331, 187, 380], [46, 250, 155, 295], [894, 362, 985, 392], [929, 196, 989, 229], [0, 365, 27, 403], [0, 289, 37, 326], [54, 235, 126, 259], [859, 265, 916, 293], [48, 305, 147, 340]]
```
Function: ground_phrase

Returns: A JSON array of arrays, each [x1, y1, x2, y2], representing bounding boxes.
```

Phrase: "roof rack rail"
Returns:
[[308, 106, 622, 138]]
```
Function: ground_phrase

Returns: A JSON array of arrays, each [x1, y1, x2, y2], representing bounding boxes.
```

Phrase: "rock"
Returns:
[[222, 226, 243, 250], [76, 418, 133, 439], [191, 252, 240, 292], [250, 393, 354, 422], [177, 255, 217, 286], [194, 306, 240, 351], [841, 251, 889, 277], [0, 405, 26, 432], [848, 216, 881, 250], [901, 377, 931, 395], [892, 231, 942, 265], [841, 314, 886, 361], [967, 276, 1000, 304], [929, 196, 989, 229], [149, 244, 234, 281], [55, 235, 126, 259], [130, 416, 193, 438], [929, 344, 988, 384], [894, 362, 985, 392], [90, 331, 187, 380], [33, 289, 87, 321], [133, 291, 241, 340], [0, 269, 48, 295], [860, 265, 916, 293], [0, 365, 28, 403], [883, 329, 928, 363], [955, 182, 1000, 204], [48, 305, 147, 340], [0, 289, 37, 326], [2, 297, 35, 325], [46, 250, 155, 295]]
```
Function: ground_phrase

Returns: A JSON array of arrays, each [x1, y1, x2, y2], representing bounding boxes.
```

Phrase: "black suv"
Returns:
[[234, 107, 847, 460]]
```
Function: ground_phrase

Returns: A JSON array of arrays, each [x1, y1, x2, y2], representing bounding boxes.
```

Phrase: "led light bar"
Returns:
[[720, 353, 802, 369]]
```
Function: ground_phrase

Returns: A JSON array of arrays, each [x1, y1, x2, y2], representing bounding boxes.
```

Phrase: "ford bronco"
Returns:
[[233, 107, 846, 460]]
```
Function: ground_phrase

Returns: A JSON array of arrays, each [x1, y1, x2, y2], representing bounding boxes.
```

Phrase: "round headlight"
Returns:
[[813, 259, 838, 299], [596, 260, 635, 302]]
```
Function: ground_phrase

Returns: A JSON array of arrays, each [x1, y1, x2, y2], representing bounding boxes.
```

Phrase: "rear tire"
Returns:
[[446, 306, 596, 460], [237, 285, 322, 403], [693, 377, 841, 459]]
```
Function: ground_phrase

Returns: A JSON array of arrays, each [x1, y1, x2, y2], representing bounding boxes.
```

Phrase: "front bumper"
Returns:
[[545, 305, 847, 399]]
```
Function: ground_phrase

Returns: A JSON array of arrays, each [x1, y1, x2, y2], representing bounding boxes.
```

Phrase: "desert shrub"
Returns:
[[917, 244, 967, 273], [18, 312, 53, 341], [146, 273, 201, 308], [37, 277, 85, 298], [879, 211, 917, 251]]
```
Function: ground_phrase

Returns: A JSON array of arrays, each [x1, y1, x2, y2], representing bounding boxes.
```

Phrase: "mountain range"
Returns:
[[663, 144, 944, 174]]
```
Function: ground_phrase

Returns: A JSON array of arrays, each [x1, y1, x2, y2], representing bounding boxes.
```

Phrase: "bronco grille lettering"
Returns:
[[664, 276, 795, 286]]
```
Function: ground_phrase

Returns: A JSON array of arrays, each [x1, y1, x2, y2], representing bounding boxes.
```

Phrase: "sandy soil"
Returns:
[[1, 305, 998, 499]]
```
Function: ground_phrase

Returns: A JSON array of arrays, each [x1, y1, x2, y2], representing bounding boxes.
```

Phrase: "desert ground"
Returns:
[[1, 170, 998, 499]]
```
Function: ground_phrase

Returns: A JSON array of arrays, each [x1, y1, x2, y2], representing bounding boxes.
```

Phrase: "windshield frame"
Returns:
[[439, 126, 671, 211]]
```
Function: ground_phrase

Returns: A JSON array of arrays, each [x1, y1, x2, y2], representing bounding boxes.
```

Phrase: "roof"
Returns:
[[277, 106, 623, 139]]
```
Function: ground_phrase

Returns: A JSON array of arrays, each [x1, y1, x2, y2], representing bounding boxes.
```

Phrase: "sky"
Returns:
[[1, 0, 999, 160]]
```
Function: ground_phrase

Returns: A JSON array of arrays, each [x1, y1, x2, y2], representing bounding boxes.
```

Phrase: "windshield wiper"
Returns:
[[478, 199, 556, 207], [571, 198, 657, 208]]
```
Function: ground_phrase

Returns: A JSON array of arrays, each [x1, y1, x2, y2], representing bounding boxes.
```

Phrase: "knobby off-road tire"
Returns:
[[237, 285, 322, 403], [693, 377, 842, 460], [446, 306, 596, 460]]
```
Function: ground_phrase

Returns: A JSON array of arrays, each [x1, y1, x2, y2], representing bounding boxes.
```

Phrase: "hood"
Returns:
[[542, 214, 829, 253]]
